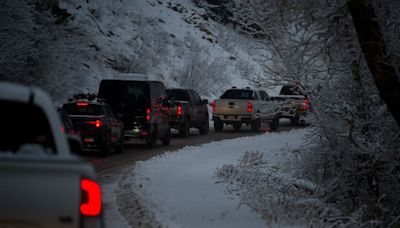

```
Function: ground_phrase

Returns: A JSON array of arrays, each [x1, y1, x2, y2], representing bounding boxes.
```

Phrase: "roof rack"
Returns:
[[69, 93, 105, 103], [113, 73, 148, 81]]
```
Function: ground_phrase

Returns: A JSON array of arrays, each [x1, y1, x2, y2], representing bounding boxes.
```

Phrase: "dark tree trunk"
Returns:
[[348, 0, 400, 128]]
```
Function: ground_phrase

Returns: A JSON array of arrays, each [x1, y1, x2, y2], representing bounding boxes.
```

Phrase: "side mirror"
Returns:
[[201, 99, 208, 105], [68, 135, 82, 154]]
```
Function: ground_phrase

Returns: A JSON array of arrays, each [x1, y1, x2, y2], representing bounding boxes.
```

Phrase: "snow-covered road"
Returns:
[[116, 129, 307, 227]]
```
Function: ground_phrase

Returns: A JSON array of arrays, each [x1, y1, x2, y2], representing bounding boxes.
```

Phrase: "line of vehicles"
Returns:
[[58, 74, 308, 156], [0, 74, 308, 227]]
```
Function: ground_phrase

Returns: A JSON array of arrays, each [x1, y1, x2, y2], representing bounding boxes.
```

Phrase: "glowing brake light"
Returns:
[[211, 100, 216, 112], [303, 98, 310, 111], [77, 102, 89, 106], [247, 102, 253, 113], [80, 179, 101, 216], [177, 105, 182, 117], [85, 120, 103, 128], [146, 108, 151, 121]]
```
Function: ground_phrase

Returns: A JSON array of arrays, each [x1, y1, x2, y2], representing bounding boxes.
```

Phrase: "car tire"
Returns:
[[146, 127, 157, 147], [161, 128, 171, 146], [290, 116, 299, 125], [214, 119, 223, 132], [270, 116, 279, 131], [100, 138, 112, 156], [233, 123, 241, 131], [114, 136, 124, 153], [199, 115, 209, 135], [179, 118, 190, 137], [251, 119, 261, 132]]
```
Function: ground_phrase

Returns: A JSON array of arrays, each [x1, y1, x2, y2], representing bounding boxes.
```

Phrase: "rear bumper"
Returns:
[[213, 115, 252, 124], [81, 132, 105, 148], [124, 125, 153, 139]]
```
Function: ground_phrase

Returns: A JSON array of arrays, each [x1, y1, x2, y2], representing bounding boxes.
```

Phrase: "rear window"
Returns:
[[98, 80, 150, 115], [220, 90, 254, 100], [280, 85, 303, 95], [63, 103, 104, 116], [166, 89, 189, 101], [0, 101, 56, 153]]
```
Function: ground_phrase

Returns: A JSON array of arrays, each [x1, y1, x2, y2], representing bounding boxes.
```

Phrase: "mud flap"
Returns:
[[260, 119, 271, 133]]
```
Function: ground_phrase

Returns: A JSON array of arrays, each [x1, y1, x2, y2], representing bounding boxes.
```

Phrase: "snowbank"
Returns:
[[117, 129, 307, 227]]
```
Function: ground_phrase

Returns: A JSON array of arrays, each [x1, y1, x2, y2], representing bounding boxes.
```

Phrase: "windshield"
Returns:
[[63, 103, 104, 116], [220, 90, 254, 99], [166, 89, 189, 101]]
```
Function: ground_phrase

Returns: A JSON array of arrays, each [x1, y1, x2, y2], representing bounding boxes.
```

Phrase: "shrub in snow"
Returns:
[[215, 150, 335, 226]]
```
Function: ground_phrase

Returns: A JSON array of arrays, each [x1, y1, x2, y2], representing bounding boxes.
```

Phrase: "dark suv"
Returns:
[[98, 77, 172, 147], [166, 89, 209, 136], [62, 94, 124, 155]]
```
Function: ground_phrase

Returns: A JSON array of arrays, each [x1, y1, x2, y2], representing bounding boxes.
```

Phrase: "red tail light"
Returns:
[[177, 105, 182, 117], [85, 120, 103, 128], [146, 108, 151, 121], [77, 102, 89, 106], [247, 102, 253, 113], [303, 98, 310, 111], [212, 100, 216, 112], [80, 179, 101, 217]]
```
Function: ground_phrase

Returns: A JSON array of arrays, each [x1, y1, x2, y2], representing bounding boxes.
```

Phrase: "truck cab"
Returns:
[[0, 82, 102, 228]]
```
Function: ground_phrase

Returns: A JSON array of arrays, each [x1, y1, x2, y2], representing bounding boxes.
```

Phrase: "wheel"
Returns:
[[161, 128, 171, 146], [290, 116, 299, 125], [199, 115, 209, 135], [251, 119, 261, 132], [100, 138, 112, 156], [179, 118, 190, 137], [213, 119, 223, 132], [233, 122, 241, 131], [146, 127, 157, 147], [270, 117, 279, 131], [113, 136, 124, 153]]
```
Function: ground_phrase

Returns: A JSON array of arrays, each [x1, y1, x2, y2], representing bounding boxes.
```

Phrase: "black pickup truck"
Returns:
[[166, 89, 209, 136]]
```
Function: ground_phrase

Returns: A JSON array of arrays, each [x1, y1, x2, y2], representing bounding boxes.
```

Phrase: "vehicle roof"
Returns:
[[0, 82, 71, 158], [167, 88, 190, 91]]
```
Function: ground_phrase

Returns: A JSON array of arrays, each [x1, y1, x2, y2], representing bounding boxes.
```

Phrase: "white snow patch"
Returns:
[[118, 129, 307, 227]]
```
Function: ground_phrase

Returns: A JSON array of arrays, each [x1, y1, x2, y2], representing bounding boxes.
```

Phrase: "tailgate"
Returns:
[[0, 159, 95, 228], [69, 116, 104, 134], [214, 99, 249, 115], [169, 101, 189, 120]]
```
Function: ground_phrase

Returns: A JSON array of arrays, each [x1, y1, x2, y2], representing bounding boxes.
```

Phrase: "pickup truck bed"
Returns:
[[0, 157, 97, 228], [0, 82, 102, 228]]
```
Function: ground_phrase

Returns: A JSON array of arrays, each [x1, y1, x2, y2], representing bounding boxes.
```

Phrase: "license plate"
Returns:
[[227, 116, 237, 120]]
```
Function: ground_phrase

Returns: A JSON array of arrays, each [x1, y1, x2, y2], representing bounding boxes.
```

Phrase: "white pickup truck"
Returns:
[[0, 82, 102, 228], [269, 84, 310, 125], [212, 87, 280, 132]]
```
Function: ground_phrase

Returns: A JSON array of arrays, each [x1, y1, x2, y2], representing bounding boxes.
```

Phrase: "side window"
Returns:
[[192, 90, 202, 104], [187, 91, 197, 105], [259, 91, 269, 100], [158, 84, 166, 97], [150, 84, 160, 101], [253, 91, 259, 100]]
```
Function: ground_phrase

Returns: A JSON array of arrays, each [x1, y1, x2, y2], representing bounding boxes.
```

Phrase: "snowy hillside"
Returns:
[[38, 0, 264, 103]]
